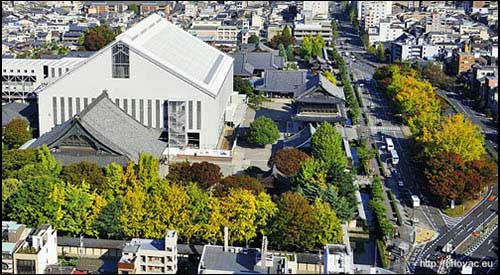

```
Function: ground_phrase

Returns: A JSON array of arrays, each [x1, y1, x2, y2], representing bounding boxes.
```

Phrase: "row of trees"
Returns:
[[331, 46, 360, 123], [373, 64, 495, 206], [2, 144, 346, 251], [300, 34, 325, 60]]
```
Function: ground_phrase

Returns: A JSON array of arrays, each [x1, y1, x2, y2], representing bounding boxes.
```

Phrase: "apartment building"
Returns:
[[2, 222, 29, 274], [368, 18, 404, 45], [13, 224, 58, 274], [117, 230, 178, 274], [357, 1, 393, 30], [293, 22, 332, 45], [302, 1, 329, 21]]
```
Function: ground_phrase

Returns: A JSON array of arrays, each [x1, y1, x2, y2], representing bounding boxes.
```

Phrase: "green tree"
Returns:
[[248, 92, 267, 110], [300, 35, 313, 59], [323, 71, 337, 85], [255, 192, 278, 236], [128, 4, 139, 14], [2, 148, 37, 179], [292, 159, 328, 201], [278, 43, 288, 62], [331, 20, 338, 41], [269, 192, 317, 251], [185, 183, 211, 243], [375, 42, 385, 62], [312, 198, 343, 246], [247, 116, 280, 146], [286, 45, 295, 61], [356, 139, 377, 174], [2, 178, 22, 218], [233, 76, 254, 95], [269, 25, 296, 48], [60, 161, 107, 192], [104, 162, 125, 195], [137, 153, 159, 190], [83, 25, 118, 51], [7, 175, 61, 227], [93, 196, 123, 239], [248, 34, 259, 44], [311, 122, 347, 167], [312, 34, 325, 57], [3, 118, 31, 149]]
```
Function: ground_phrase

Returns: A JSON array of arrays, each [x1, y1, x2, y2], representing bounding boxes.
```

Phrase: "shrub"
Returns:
[[3, 118, 31, 149]]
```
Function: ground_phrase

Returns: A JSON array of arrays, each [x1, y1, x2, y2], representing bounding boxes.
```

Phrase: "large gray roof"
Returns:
[[233, 52, 285, 76], [1, 102, 37, 127], [28, 91, 167, 163], [294, 74, 346, 103], [255, 70, 308, 94], [240, 42, 279, 55]]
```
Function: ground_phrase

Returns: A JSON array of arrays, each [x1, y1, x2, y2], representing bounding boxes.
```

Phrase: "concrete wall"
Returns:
[[38, 41, 232, 150]]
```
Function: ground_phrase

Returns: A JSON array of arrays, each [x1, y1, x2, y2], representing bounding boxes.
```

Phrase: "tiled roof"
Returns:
[[1, 102, 37, 127], [294, 74, 346, 103], [232, 52, 285, 76], [28, 91, 167, 163], [255, 70, 308, 93]]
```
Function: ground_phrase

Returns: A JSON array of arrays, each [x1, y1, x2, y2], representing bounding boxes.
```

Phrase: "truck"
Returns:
[[385, 138, 394, 151], [411, 195, 420, 207]]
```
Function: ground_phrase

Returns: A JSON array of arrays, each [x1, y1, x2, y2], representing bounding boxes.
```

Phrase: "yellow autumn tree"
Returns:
[[424, 114, 486, 161], [221, 188, 258, 246]]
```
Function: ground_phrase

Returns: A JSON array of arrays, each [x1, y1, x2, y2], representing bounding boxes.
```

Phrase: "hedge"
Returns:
[[376, 240, 389, 269], [387, 190, 403, 226]]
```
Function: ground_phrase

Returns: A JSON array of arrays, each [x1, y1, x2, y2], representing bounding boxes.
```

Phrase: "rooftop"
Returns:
[[116, 13, 233, 97]]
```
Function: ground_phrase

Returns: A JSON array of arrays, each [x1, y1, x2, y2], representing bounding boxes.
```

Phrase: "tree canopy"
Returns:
[[311, 122, 347, 167], [247, 116, 280, 146], [270, 148, 311, 176], [83, 25, 118, 51], [3, 118, 31, 149]]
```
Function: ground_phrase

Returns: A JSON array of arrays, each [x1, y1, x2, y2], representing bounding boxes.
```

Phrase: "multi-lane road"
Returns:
[[332, 3, 498, 274]]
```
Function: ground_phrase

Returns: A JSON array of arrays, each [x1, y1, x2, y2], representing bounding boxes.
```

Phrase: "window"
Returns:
[[147, 99, 152, 127], [139, 99, 144, 123], [84, 98, 89, 108], [196, 101, 201, 130], [16, 259, 35, 274], [156, 100, 160, 128], [132, 99, 136, 119], [24, 69, 27, 73], [112, 43, 129, 78], [51, 67, 55, 77], [115, 98, 120, 106], [123, 99, 128, 113], [68, 97, 73, 118], [188, 101, 193, 129], [60, 97, 65, 122], [53, 97, 58, 125], [58, 68, 62, 76], [76, 98, 81, 113], [66, 68, 69, 72]]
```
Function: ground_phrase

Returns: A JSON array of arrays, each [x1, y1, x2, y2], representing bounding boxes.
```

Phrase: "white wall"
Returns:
[[38, 42, 232, 150]]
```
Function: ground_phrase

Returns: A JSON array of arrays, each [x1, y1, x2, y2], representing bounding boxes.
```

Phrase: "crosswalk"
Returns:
[[369, 126, 402, 131], [440, 213, 463, 229]]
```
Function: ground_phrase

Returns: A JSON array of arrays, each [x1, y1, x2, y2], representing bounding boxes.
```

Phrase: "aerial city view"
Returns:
[[1, 1, 498, 274]]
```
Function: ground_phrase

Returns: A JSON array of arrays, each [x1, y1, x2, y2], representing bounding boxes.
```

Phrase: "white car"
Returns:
[[398, 180, 404, 187]]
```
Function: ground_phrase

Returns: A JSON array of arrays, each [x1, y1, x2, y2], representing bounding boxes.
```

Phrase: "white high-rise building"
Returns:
[[303, 1, 329, 20], [357, 1, 393, 30]]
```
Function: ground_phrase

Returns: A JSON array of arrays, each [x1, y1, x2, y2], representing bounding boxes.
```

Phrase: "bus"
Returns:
[[385, 138, 394, 151], [390, 149, 399, 165]]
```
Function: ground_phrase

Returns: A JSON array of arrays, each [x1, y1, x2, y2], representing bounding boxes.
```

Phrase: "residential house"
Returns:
[[13, 224, 58, 274]]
